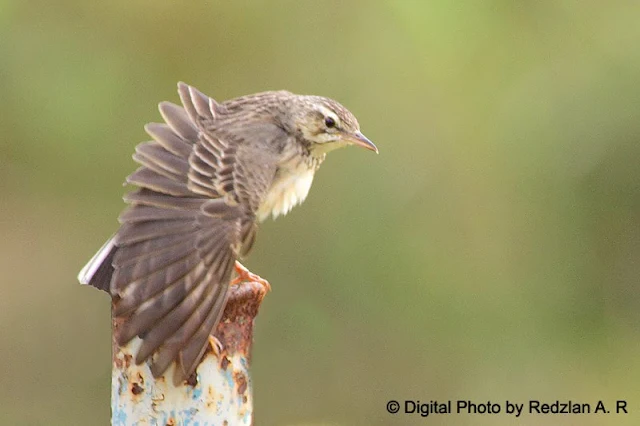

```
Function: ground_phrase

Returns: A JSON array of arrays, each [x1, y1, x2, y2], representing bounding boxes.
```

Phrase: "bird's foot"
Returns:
[[208, 335, 223, 357], [231, 261, 271, 292]]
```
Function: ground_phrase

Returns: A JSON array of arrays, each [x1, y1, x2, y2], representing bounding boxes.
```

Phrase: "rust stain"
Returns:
[[213, 280, 267, 362], [220, 356, 230, 371], [111, 311, 126, 364], [206, 385, 216, 408], [186, 371, 198, 387], [111, 313, 135, 370], [111, 281, 262, 421], [131, 382, 144, 395], [234, 371, 247, 396]]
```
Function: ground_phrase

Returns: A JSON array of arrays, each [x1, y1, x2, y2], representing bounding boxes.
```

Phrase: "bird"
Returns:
[[78, 82, 377, 384]]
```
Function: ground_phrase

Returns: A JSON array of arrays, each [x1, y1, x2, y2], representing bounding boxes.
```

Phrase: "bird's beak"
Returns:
[[346, 131, 378, 154]]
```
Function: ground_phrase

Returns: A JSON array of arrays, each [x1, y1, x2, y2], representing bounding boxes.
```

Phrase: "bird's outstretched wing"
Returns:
[[81, 83, 279, 383]]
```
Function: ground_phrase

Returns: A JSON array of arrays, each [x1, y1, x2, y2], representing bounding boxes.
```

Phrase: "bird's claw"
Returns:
[[231, 261, 271, 292], [208, 335, 223, 357]]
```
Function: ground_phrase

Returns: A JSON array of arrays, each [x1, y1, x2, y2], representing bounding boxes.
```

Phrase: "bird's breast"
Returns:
[[257, 162, 315, 221]]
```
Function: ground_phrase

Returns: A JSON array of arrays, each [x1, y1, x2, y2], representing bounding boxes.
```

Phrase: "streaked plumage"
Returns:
[[78, 82, 376, 383]]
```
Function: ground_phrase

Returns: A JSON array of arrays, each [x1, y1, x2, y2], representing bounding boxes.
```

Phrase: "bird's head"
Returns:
[[290, 96, 378, 155]]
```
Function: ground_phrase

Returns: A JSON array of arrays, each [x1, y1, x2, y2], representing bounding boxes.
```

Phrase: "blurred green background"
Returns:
[[2, 1, 639, 425]]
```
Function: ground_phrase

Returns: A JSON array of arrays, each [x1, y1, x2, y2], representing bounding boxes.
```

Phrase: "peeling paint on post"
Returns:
[[111, 280, 266, 425]]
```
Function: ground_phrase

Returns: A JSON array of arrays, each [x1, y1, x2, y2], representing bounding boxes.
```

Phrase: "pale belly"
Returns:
[[257, 165, 315, 221]]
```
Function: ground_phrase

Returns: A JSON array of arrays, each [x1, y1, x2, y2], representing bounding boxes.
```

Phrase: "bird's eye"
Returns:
[[324, 116, 336, 128]]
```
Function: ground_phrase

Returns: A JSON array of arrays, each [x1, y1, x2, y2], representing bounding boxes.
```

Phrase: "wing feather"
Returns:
[[82, 82, 281, 383], [159, 102, 198, 141], [126, 167, 192, 197], [117, 219, 196, 245], [144, 123, 192, 158], [135, 142, 190, 176], [113, 233, 196, 268], [111, 244, 197, 301], [118, 205, 197, 223], [123, 189, 203, 210], [116, 262, 209, 344]]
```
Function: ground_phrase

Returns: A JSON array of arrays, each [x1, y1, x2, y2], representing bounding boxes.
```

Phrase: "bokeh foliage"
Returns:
[[1, 1, 639, 425]]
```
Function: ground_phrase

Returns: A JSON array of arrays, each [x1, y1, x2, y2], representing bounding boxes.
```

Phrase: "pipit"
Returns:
[[78, 82, 377, 382]]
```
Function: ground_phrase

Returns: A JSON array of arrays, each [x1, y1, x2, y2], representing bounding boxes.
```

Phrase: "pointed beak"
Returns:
[[347, 131, 378, 154]]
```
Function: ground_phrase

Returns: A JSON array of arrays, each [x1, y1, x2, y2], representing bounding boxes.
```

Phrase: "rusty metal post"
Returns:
[[111, 280, 267, 425]]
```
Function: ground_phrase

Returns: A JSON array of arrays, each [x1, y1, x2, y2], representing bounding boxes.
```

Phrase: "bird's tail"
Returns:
[[78, 235, 117, 292]]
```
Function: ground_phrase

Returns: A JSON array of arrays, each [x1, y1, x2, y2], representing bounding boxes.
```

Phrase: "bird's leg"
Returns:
[[231, 261, 271, 291]]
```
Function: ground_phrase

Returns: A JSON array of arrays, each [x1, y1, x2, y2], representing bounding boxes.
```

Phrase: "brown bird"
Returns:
[[78, 82, 377, 383]]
